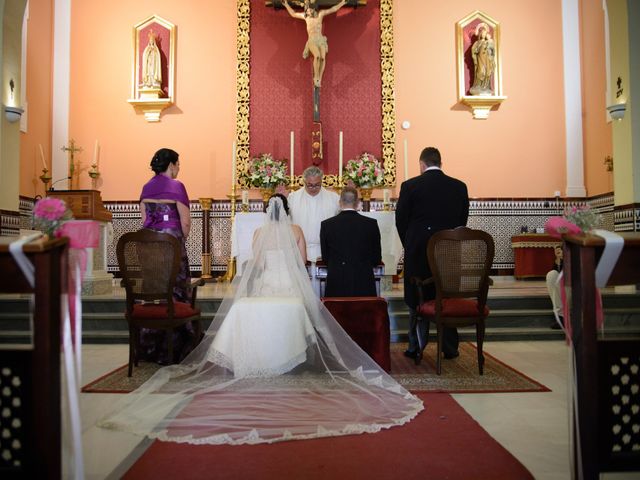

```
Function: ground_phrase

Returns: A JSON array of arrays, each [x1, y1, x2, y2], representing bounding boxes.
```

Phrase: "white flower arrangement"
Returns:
[[243, 153, 288, 188], [342, 152, 384, 187]]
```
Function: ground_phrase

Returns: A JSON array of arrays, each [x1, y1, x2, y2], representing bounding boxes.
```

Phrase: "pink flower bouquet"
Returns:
[[243, 153, 288, 188], [32, 197, 73, 236], [545, 205, 600, 238], [343, 152, 384, 188]]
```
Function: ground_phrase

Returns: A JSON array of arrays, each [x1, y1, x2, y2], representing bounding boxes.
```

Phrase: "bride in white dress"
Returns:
[[99, 196, 423, 445]]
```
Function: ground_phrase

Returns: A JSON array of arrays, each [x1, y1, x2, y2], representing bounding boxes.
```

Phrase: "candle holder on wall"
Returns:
[[39, 168, 52, 192], [217, 184, 240, 283], [88, 164, 100, 189]]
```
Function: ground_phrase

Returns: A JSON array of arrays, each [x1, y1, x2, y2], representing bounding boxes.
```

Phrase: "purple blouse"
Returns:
[[140, 175, 190, 230]]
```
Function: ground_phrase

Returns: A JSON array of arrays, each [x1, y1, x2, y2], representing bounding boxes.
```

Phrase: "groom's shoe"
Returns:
[[443, 350, 460, 360], [403, 349, 418, 359]]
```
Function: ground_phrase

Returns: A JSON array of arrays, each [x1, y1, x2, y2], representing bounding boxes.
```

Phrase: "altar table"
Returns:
[[511, 234, 561, 278], [231, 211, 402, 277]]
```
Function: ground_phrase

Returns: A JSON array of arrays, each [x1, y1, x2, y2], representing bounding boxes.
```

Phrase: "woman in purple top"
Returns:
[[138, 148, 196, 364]]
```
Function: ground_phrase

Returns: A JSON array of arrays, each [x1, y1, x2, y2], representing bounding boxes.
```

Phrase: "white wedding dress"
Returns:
[[99, 197, 423, 445], [208, 249, 316, 378]]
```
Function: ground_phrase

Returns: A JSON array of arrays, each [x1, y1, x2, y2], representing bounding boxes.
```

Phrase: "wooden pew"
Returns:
[[563, 232, 640, 479]]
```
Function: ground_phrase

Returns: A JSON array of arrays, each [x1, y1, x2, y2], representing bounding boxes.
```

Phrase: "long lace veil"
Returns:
[[99, 197, 423, 444]]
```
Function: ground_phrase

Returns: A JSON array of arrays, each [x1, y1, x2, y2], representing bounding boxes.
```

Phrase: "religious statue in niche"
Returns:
[[469, 22, 495, 95], [128, 15, 176, 123], [141, 30, 162, 89], [283, 0, 347, 89], [456, 11, 505, 119]]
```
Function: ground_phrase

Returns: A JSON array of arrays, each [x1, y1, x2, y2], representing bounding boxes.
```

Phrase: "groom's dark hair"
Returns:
[[419, 147, 441, 167], [265, 193, 290, 217]]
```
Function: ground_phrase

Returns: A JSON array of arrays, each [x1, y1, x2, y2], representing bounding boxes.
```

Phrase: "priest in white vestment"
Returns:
[[288, 166, 340, 262]]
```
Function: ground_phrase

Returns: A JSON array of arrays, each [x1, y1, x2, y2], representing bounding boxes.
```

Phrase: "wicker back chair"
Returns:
[[117, 229, 203, 376], [413, 227, 494, 375]]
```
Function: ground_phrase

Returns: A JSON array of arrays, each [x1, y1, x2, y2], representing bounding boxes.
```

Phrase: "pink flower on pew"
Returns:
[[32, 197, 73, 236], [545, 205, 601, 238], [33, 197, 67, 221], [544, 217, 582, 238]]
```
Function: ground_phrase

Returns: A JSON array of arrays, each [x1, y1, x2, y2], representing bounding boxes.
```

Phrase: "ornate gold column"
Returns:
[[199, 198, 213, 279]]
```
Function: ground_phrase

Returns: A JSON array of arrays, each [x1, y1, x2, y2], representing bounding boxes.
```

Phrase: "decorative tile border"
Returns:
[[613, 203, 640, 232], [12, 194, 619, 273], [0, 210, 20, 237]]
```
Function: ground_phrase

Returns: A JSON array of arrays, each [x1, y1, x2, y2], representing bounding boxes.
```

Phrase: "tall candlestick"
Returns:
[[338, 131, 343, 184], [242, 190, 249, 205], [39, 144, 47, 170], [93, 140, 100, 167], [290, 131, 295, 185], [403, 138, 409, 181], [383, 189, 390, 203], [232, 141, 237, 186]]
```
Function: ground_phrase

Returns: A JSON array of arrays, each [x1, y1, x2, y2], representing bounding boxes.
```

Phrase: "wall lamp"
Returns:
[[607, 102, 626, 121], [4, 105, 24, 123]]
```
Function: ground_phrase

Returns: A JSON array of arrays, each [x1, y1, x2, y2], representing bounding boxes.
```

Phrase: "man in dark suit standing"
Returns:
[[395, 147, 469, 359], [320, 187, 382, 297]]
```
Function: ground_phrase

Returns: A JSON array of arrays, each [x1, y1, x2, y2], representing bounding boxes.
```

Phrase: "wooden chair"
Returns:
[[412, 227, 494, 375], [322, 297, 391, 372], [117, 229, 204, 376]]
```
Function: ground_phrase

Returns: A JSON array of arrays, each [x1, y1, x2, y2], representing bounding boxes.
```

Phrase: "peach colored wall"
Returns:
[[394, 0, 567, 198], [19, 0, 53, 199], [68, 0, 237, 201], [18, 1, 613, 201], [580, 0, 613, 195]]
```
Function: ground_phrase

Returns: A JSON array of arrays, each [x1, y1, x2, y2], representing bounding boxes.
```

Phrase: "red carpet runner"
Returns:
[[122, 392, 533, 479]]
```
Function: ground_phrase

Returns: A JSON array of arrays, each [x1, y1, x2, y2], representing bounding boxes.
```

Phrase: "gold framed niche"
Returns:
[[128, 15, 176, 123], [456, 11, 506, 119], [234, 0, 397, 189]]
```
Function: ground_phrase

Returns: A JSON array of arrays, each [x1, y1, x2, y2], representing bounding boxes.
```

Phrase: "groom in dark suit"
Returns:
[[320, 187, 382, 297], [395, 147, 469, 359]]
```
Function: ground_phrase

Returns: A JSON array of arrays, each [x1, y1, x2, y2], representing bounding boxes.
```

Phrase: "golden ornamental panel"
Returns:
[[380, 0, 396, 187], [235, 0, 397, 188], [236, 0, 251, 188]]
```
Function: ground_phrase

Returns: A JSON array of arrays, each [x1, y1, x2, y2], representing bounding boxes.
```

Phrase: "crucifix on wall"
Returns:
[[268, 0, 364, 163]]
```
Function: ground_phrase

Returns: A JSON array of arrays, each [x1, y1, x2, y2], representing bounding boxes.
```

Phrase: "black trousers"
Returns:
[[407, 308, 459, 356]]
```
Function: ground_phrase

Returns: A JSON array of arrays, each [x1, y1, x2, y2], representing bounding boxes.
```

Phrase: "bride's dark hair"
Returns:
[[266, 193, 289, 217]]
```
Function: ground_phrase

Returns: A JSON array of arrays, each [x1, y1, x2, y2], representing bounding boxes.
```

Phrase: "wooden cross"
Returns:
[[61, 139, 83, 190]]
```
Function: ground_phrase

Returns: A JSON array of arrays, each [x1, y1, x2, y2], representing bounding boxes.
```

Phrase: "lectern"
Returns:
[[47, 190, 113, 294]]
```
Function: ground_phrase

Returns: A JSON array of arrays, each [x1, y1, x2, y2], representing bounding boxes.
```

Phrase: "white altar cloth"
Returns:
[[231, 211, 402, 277], [361, 211, 403, 276], [231, 212, 266, 275]]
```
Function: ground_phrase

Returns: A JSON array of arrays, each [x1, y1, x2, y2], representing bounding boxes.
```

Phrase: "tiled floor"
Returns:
[[76, 340, 628, 480]]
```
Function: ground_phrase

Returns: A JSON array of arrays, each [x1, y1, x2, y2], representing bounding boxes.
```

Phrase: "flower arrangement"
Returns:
[[564, 205, 600, 232], [545, 205, 601, 238], [32, 197, 73, 237], [243, 153, 288, 188], [342, 152, 384, 187]]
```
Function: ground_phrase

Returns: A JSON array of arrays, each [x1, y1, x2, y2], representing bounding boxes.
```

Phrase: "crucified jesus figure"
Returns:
[[283, 0, 347, 88]]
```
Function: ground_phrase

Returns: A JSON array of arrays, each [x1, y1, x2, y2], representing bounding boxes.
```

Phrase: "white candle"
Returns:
[[403, 138, 409, 181], [290, 131, 295, 185], [93, 140, 100, 167], [232, 141, 237, 186], [383, 189, 390, 203], [242, 190, 249, 205], [338, 131, 343, 183], [39, 144, 47, 170]]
